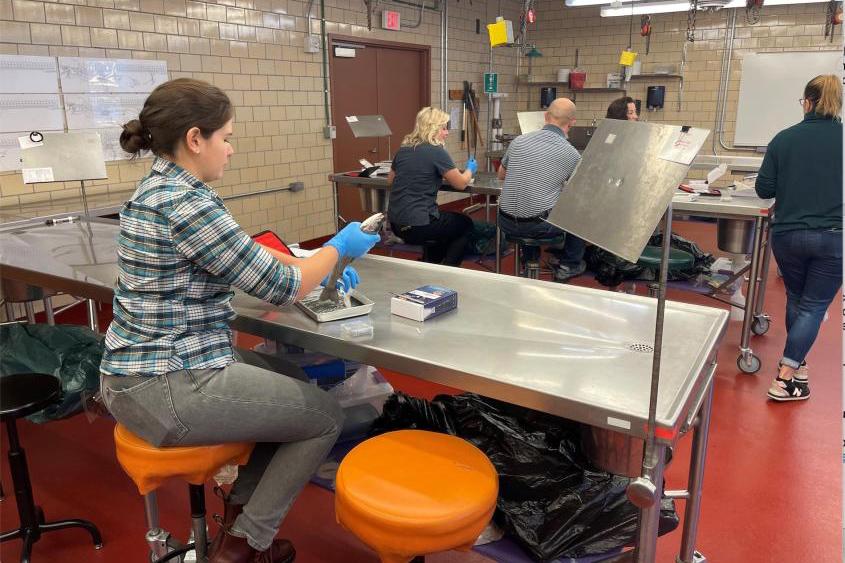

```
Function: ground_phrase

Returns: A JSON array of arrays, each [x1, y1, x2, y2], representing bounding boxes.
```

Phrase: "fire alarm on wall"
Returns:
[[382, 10, 401, 31]]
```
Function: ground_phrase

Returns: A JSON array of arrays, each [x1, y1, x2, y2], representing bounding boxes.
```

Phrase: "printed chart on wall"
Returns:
[[0, 55, 167, 170], [59, 57, 168, 162], [0, 55, 62, 172]]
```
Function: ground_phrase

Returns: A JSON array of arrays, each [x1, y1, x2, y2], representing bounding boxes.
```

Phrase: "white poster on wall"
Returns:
[[58, 57, 167, 93], [64, 93, 148, 130], [0, 55, 59, 94], [0, 94, 65, 133]]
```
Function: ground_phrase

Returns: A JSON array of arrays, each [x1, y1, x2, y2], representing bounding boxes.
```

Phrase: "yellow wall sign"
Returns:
[[487, 19, 513, 47], [619, 50, 638, 66]]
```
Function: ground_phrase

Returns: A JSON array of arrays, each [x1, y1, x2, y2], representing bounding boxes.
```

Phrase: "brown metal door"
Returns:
[[330, 36, 430, 223]]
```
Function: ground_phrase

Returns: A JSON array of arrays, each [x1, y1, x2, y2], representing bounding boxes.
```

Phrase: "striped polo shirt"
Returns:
[[499, 124, 581, 218], [101, 157, 301, 377]]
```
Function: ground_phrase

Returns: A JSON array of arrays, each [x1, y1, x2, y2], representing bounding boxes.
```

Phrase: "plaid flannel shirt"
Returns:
[[101, 157, 301, 376]]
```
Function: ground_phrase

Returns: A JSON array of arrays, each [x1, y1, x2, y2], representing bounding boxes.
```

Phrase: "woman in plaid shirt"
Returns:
[[100, 79, 379, 563]]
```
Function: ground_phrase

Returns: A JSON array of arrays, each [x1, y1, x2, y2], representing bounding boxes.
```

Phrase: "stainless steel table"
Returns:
[[0, 219, 729, 563], [671, 192, 776, 374], [330, 170, 775, 374]]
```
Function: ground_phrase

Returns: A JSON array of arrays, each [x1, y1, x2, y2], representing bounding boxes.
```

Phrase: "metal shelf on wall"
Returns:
[[628, 74, 683, 80]]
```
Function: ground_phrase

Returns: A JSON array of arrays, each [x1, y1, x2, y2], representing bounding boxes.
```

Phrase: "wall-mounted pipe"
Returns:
[[714, 9, 757, 153], [441, 0, 448, 109]]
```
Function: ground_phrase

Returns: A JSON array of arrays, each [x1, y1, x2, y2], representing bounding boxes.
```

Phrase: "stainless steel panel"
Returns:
[[547, 120, 708, 263], [21, 131, 107, 182]]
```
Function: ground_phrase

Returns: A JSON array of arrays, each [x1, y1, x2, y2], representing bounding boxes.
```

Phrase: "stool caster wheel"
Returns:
[[751, 315, 770, 336], [737, 353, 761, 374]]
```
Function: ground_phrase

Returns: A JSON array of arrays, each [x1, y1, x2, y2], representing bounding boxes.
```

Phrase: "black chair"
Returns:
[[1, 373, 103, 562]]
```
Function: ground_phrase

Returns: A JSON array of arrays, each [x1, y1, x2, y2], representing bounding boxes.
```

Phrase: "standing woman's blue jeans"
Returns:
[[771, 228, 842, 369]]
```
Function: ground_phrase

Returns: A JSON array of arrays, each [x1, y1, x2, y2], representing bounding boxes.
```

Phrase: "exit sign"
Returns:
[[382, 10, 401, 31]]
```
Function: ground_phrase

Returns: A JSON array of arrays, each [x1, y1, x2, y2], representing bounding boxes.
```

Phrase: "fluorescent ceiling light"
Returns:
[[600, 1, 689, 16], [599, 0, 826, 17]]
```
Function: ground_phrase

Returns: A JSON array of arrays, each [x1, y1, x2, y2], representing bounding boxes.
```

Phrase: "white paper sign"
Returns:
[[22, 167, 54, 184], [345, 115, 358, 123], [658, 127, 709, 165], [18, 135, 43, 149]]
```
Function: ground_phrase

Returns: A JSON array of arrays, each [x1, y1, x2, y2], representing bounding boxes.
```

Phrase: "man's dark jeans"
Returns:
[[498, 212, 585, 269]]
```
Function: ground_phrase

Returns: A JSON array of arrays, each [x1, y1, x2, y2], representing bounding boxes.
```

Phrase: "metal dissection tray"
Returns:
[[296, 289, 375, 322]]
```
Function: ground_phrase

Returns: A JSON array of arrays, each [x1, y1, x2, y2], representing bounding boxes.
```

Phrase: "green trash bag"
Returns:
[[467, 220, 508, 256], [0, 324, 104, 423]]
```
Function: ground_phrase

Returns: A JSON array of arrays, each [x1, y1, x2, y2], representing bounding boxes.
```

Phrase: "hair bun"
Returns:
[[119, 119, 151, 155]]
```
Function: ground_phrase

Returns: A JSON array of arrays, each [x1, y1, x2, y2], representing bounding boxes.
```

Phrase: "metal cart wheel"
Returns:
[[751, 315, 770, 336], [737, 353, 761, 374]]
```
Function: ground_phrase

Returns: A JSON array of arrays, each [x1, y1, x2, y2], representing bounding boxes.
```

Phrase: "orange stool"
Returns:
[[113, 424, 253, 563], [335, 430, 498, 563]]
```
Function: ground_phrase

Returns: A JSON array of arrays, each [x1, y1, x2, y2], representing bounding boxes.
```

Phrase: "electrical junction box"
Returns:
[[304, 35, 320, 53], [382, 10, 401, 31]]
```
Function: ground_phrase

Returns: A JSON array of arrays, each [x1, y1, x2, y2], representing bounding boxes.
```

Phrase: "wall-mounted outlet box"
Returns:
[[304, 35, 320, 53], [289, 181, 305, 192], [323, 125, 336, 139]]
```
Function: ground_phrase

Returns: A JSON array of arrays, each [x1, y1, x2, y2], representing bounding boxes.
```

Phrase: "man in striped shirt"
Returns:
[[497, 98, 585, 281]]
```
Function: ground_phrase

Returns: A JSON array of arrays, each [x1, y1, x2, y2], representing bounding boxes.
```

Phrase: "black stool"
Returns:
[[505, 234, 566, 279], [1, 373, 103, 562]]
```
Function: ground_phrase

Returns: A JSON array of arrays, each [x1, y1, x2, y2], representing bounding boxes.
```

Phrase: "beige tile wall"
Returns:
[[527, 1, 840, 184], [0, 0, 525, 240], [2, 1, 838, 236]]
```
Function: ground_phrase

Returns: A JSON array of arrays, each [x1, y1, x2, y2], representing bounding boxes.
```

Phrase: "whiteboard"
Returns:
[[0, 55, 58, 93], [734, 51, 841, 146]]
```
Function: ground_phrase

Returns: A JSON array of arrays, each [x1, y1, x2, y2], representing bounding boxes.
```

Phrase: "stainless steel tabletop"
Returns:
[[671, 192, 775, 219], [0, 219, 117, 302], [234, 255, 727, 441], [0, 221, 728, 443]]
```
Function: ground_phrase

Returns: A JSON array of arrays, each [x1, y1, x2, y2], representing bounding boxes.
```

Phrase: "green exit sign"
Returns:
[[484, 72, 498, 94]]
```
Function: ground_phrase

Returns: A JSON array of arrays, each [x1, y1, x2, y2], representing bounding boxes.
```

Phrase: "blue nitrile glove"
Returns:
[[322, 265, 360, 292], [324, 222, 380, 259], [466, 157, 478, 175]]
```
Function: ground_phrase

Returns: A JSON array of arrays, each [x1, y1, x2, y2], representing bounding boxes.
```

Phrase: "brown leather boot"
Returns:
[[209, 528, 296, 563], [210, 487, 244, 555]]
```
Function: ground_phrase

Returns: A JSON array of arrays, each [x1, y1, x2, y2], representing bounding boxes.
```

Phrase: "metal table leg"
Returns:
[[737, 217, 764, 374], [676, 382, 715, 563], [750, 219, 773, 335], [86, 299, 99, 333], [495, 209, 502, 274], [635, 442, 667, 562]]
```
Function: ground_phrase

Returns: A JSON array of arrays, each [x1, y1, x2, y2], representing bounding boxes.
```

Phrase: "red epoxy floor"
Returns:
[[1, 220, 841, 562]]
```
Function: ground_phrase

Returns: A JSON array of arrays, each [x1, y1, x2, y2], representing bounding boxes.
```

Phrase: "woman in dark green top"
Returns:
[[755, 74, 842, 402]]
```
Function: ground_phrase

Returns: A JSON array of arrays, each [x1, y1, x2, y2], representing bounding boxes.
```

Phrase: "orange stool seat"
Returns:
[[335, 430, 498, 563], [113, 424, 254, 495]]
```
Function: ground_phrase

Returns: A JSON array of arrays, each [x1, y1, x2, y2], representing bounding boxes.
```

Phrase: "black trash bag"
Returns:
[[585, 231, 714, 288], [0, 323, 104, 423], [372, 392, 679, 561]]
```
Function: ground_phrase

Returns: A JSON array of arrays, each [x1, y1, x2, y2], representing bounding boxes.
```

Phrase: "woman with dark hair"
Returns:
[[100, 79, 379, 562], [606, 96, 639, 121], [756, 74, 842, 402]]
